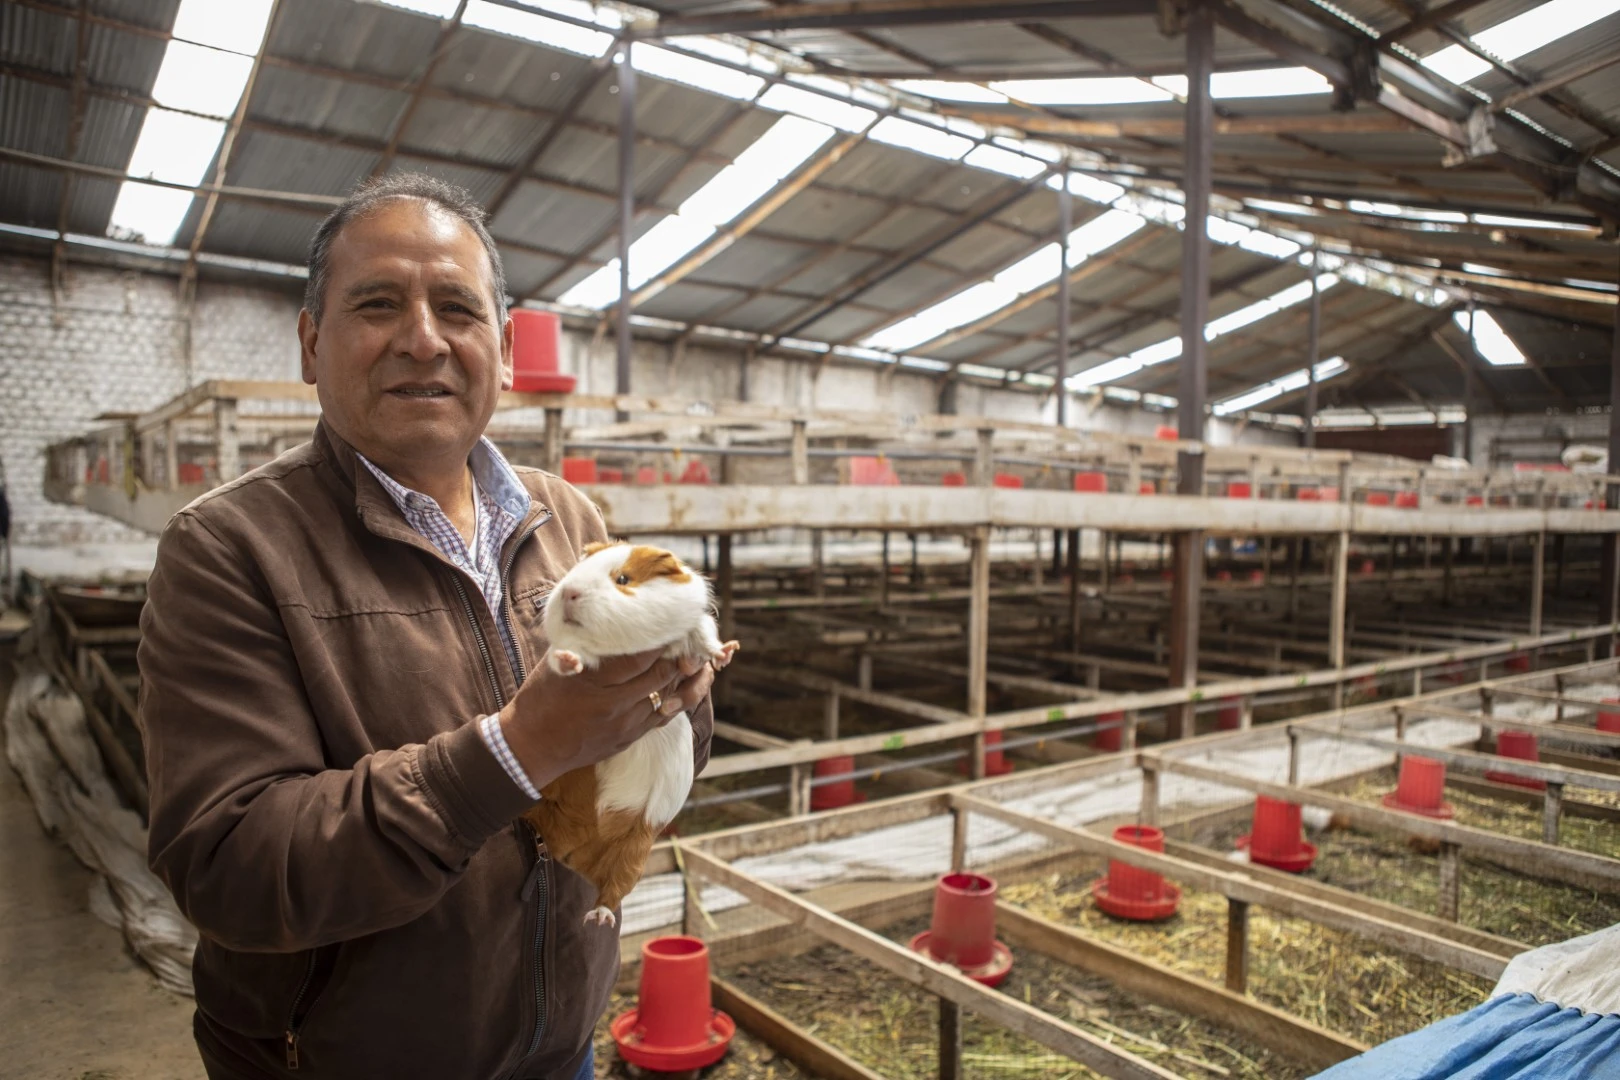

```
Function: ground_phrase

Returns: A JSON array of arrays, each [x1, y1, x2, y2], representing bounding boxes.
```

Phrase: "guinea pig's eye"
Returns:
[[615, 573, 630, 586]]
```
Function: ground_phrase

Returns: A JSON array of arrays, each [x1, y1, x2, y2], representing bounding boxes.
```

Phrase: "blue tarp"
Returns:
[[1311, 993, 1620, 1079]]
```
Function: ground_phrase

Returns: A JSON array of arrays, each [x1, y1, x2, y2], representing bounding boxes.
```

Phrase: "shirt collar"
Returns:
[[356, 438, 531, 521]]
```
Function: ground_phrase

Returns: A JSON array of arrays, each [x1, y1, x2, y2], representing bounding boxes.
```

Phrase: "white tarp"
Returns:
[[1494, 923, 1620, 1017]]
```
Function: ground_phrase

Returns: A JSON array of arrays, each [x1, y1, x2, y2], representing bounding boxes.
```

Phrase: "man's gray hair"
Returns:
[[303, 172, 509, 325]]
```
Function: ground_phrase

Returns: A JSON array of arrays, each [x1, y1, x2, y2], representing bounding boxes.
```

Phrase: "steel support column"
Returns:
[[1168, 0, 1213, 741], [615, 43, 636, 415], [1304, 247, 1320, 448], [1603, 250, 1620, 649], [1056, 168, 1072, 428]]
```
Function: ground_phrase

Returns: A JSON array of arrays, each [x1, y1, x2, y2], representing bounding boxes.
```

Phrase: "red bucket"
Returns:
[[1226, 482, 1252, 498], [509, 309, 577, 394], [1093, 825, 1180, 921], [810, 756, 861, 812], [1599, 699, 1620, 734], [560, 457, 596, 484], [1382, 755, 1454, 819], [956, 731, 1014, 777], [612, 936, 734, 1071], [1074, 472, 1107, 493], [1486, 731, 1545, 790], [1217, 697, 1242, 731], [1237, 795, 1317, 873], [1093, 711, 1125, 752], [909, 873, 1013, 986]]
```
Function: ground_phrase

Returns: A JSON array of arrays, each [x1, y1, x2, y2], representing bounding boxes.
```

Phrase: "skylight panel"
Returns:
[[999, 136, 1064, 163], [1421, 0, 1620, 84], [665, 35, 778, 75], [560, 116, 835, 309], [1070, 208, 1147, 257], [867, 116, 974, 160], [1473, 213, 1593, 231], [150, 41, 254, 118], [964, 144, 1046, 179], [1349, 199, 1467, 224], [1245, 199, 1319, 216], [1208, 68, 1332, 99], [757, 83, 875, 132], [1214, 356, 1346, 415], [1072, 354, 1149, 388], [1047, 172, 1125, 205], [863, 280, 1018, 352], [125, 110, 227, 186], [993, 243, 1062, 293], [463, 0, 613, 56], [893, 80, 1009, 104], [106, 184, 197, 247], [378, 0, 462, 16], [1240, 230, 1302, 259], [633, 45, 765, 100], [172, 0, 275, 53], [992, 77, 1173, 105], [1456, 310, 1527, 366], [786, 73, 893, 111]]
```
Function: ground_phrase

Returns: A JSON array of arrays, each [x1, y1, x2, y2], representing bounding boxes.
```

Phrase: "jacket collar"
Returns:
[[313, 420, 551, 549]]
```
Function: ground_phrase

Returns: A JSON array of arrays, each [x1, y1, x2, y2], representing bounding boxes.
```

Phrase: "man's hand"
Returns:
[[499, 650, 715, 793]]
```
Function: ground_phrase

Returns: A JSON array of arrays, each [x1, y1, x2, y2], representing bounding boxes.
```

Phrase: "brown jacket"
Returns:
[[137, 422, 712, 1080]]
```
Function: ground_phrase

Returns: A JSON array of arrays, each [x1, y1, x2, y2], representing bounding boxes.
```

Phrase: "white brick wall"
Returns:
[[2, 251, 1293, 546]]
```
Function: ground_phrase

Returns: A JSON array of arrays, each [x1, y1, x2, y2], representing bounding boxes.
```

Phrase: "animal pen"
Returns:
[[32, 378, 1620, 1077]]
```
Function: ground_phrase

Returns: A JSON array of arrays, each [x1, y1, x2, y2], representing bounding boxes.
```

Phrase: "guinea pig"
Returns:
[[523, 541, 739, 928]]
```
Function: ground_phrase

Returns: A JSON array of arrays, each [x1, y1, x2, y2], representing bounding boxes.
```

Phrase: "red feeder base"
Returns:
[[1235, 834, 1319, 873], [1091, 878, 1182, 922], [611, 1008, 735, 1072], [1380, 791, 1455, 820], [908, 931, 1014, 987]]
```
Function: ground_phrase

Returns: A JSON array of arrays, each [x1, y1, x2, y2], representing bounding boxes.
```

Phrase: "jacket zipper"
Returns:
[[519, 826, 550, 1057], [446, 513, 551, 1064], [283, 950, 323, 1070]]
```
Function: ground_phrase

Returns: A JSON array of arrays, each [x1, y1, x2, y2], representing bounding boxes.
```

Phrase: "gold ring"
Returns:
[[648, 690, 663, 711]]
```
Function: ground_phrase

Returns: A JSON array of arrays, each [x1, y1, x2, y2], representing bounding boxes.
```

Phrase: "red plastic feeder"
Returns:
[[850, 456, 900, 486], [1466, 495, 1485, 507], [992, 473, 1023, 489], [909, 873, 1013, 987], [1226, 482, 1252, 498], [612, 936, 734, 1072], [510, 309, 577, 394], [1217, 697, 1242, 730], [1074, 472, 1108, 493], [1154, 424, 1179, 441], [958, 731, 1014, 777], [635, 465, 660, 485], [1365, 492, 1391, 507], [941, 472, 967, 487], [1600, 699, 1620, 734], [1093, 825, 1180, 921], [1485, 731, 1545, 791], [1160, 568, 1176, 583], [560, 457, 597, 484], [1236, 796, 1317, 873], [178, 462, 205, 485], [1505, 653, 1531, 674], [1248, 570, 1265, 584], [1138, 481, 1157, 495], [1358, 559, 1376, 575], [1215, 569, 1232, 582], [679, 459, 712, 485], [809, 756, 863, 812], [1395, 491, 1420, 509], [597, 467, 624, 483], [1382, 755, 1454, 819], [1094, 710, 1125, 752]]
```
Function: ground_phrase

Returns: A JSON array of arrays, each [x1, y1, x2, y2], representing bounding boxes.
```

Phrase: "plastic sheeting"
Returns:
[[1495, 924, 1620, 1019], [3, 654, 197, 995]]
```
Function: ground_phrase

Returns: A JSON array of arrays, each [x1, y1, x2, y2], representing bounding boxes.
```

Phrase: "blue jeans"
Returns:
[[571, 1046, 595, 1080]]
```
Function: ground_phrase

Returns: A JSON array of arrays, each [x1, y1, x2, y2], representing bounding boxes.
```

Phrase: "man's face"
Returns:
[[297, 198, 513, 474]]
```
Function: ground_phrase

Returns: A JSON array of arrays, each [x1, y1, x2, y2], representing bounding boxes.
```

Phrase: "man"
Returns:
[[138, 173, 715, 1080]]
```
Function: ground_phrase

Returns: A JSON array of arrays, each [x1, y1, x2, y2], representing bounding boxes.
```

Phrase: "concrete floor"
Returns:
[[0, 649, 204, 1080]]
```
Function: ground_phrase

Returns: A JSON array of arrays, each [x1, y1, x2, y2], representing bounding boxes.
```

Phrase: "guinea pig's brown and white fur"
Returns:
[[522, 541, 738, 927]]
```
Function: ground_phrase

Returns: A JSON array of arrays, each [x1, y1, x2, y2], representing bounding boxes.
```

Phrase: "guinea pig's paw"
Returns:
[[550, 649, 584, 676], [711, 640, 741, 669], [582, 905, 617, 928]]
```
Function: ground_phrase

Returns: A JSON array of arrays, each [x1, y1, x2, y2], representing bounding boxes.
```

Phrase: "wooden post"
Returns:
[[1100, 530, 1112, 591], [857, 653, 873, 693], [939, 997, 963, 1080], [213, 397, 239, 483], [1437, 842, 1460, 921], [541, 406, 564, 473], [879, 531, 891, 608], [788, 763, 810, 816], [822, 691, 840, 740], [967, 526, 990, 723], [1140, 765, 1160, 827], [163, 419, 179, 490], [1122, 710, 1138, 751], [790, 419, 809, 485], [1240, 695, 1254, 730], [1329, 531, 1349, 672], [1225, 899, 1250, 993], [1066, 528, 1082, 648], [1287, 727, 1301, 786], [950, 807, 969, 872], [1530, 531, 1545, 636], [717, 533, 735, 642], [811, 530, 825, 598], [973, 428, 994, 487], [1287, 538, 1301, 622], [1544, 782, 1564, 845], [1443, 537, 1455, 604]]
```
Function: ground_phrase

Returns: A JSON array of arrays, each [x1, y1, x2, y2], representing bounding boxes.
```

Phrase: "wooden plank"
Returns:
[[995, 902, 1365, 1074], [951, 793, 1511, 979], [711, 978, 891, 1080], [680, 849, 1182, 1080], [1310, 727, 1620, 793]]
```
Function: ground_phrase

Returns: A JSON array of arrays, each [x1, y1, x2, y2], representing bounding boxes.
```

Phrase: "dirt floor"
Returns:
[[0, 647, 205, 1080]]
